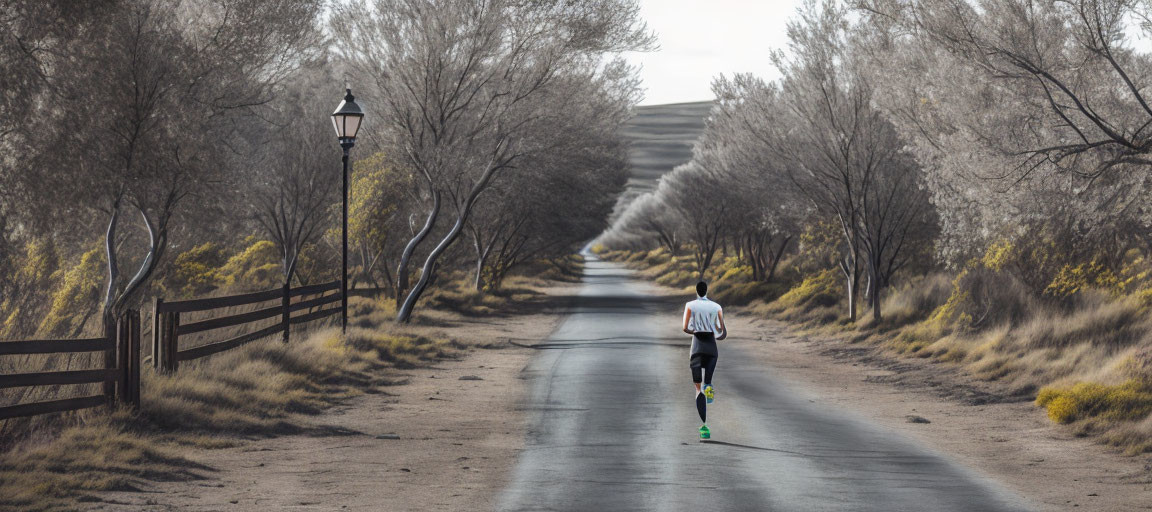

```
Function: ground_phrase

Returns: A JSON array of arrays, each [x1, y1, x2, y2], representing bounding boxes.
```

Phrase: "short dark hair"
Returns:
[[696, 281, 708, 297]]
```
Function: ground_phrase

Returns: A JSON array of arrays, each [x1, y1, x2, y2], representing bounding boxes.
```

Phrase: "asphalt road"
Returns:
[[496, 256, 1033, 512]]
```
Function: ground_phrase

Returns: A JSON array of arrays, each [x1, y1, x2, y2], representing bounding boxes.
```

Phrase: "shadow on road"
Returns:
[[698, 440, 809, 457], [508, 338, 689, 349]]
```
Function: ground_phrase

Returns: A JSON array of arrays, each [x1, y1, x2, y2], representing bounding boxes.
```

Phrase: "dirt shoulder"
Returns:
[[726, 313, 1152, 511], [88, 295, 566, 511]]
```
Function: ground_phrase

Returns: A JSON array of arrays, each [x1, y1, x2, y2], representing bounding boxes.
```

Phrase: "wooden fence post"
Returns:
[[282, 282, 291, 343], [115, 309, 141, 407], [103, 320, 116, 406], [152, 297, 163, 369], [154, 303, 178, 374], [166, 312, 180, 373], [128, 309, 141, 406], [116, 313, 128, 404]]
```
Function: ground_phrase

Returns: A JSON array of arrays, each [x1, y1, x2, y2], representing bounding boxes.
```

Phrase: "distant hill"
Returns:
[[609, 101, 713, 222]]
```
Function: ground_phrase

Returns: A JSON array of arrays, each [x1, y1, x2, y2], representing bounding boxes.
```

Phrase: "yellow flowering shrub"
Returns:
[[216, 237, 281, 290], [37, 247, 105, 336], [1036, 380, 1152, 424], [980, 239, 1014, 272], [718, 263, 752, 283], [164, 242, 229, 297], [20, 238, 61, 284], [776, 268, 840, 310], [1044, 260, 1125, 298]]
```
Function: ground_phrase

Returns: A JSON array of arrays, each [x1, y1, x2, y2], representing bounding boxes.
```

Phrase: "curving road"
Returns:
[[496, 256, 1033, 512]]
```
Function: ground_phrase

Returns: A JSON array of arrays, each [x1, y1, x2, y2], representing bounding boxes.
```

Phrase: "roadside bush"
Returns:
[[928, 267, 1036, 332], [643, 247, 671, 267], [162, 242, 231, 298], [625, 250, 649, 264], [774, 268, 840, 314], [420, 276, 504, 316], [1036, 380, 1152, 424], [651, 253, 699, 288], [36, 247, 104, 337], [791, 220, 840, 276], [215, 237, 281, 291], [1045, 259, 1126, 300], [1016, 297, 1148, 350], [1127, 347, 1152, 386], [881, 273, 952, 327]]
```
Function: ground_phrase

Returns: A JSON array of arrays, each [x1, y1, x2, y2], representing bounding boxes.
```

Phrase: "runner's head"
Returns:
[[696, 281, 707, 298]]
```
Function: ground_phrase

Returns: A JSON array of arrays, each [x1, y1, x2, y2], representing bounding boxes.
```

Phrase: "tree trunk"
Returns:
[[396, 190, 440, 308], [397, 210, 468, 323], [841, 256, 859, 322], [397, 149, 508, 322], [104, 204, 167, 332], [765, 236, 790, 282], [847, 273, 858, 322], [102, 201, 122, 330], [474, 251, 485, 292], [871, 273, 883, 322]]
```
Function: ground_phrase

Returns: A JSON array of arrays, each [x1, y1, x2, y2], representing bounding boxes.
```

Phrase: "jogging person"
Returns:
[[682, 281, 726, 439]]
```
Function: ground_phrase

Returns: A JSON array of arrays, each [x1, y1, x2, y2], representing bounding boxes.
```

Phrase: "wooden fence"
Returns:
[[153, 280, 341, 372], [0, 280, 340, 420], [0, 310, 141, 420]]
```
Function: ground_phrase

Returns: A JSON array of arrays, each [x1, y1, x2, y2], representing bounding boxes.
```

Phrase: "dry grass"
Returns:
[[0, 254, 573, 510], [606, 247, 1152, 454], [0, 295, 466, 510], [880, 273, 952, 328], [0, 411, 201, 512], [1036, 380, 1152, 424], [141, 326, 383, 434]]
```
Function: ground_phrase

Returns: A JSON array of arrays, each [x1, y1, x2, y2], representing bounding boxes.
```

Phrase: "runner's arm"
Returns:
[[716, 309, 727, 340], [682, 306, 694, 334]]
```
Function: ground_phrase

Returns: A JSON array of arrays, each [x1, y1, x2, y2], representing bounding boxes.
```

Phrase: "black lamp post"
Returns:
[[331, 88, 364, 334]]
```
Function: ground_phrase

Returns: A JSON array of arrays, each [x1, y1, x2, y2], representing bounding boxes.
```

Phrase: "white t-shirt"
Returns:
[[684, 296, 722, 333]]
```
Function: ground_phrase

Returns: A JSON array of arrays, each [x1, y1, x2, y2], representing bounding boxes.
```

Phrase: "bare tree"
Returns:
[[759, 1, 877, 321], [706, 74, 811, 282], [862, 0, 1152, 180], [601, 192, 685, 254], [20, 0, 325, 329], [252, 65, 342, 286], [334, 0, 653, 322], [663, 163, 731, 277], [760, 0, 932, 321], [857, 0, 1152, 273], [468, 91, 631, 291]]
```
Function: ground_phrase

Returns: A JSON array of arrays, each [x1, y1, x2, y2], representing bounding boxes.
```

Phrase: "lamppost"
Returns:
[[331, 88, 364, 334]]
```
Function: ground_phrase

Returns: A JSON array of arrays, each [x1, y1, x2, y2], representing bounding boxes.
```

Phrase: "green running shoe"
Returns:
[[703, 384, 715, 404], [699, 424, 710, 439]]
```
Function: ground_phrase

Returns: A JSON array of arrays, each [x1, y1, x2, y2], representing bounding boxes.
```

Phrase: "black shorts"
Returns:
[[689, 353, 717, 384]]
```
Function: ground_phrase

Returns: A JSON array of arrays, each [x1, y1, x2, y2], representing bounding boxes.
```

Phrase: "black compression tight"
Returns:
[[690, 354, 717, 422], [696, 393, 707, 422], [690, 354, 717, 385]]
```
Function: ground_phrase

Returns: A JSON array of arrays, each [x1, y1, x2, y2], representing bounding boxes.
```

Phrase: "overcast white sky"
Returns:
[[624, 0, 804, 105]]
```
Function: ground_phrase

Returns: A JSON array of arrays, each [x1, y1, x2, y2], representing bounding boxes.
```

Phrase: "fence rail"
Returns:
[[0, 280, 342, 420], [0, 310, 141, 420], [153, 280, 341, 372]]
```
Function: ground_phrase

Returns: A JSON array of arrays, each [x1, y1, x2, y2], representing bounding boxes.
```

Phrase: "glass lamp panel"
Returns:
[[344, 115, 362, 139], [331, 115, 343, 138]]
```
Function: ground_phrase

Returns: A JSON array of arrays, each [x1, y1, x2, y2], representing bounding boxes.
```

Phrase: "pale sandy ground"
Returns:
[[89, 278, 1151, 511], [89, 293, 565, 512], [723, 313, 1152, 512]]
